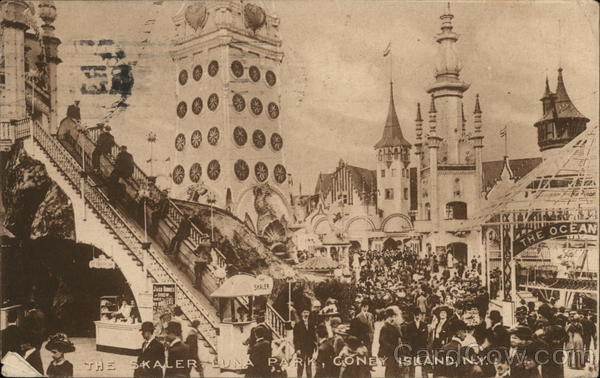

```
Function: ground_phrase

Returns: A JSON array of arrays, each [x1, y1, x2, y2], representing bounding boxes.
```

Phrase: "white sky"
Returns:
[[53, 0, 599, 193]]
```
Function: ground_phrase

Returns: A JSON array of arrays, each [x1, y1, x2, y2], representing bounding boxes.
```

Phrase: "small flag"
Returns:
[[383, 42, 391, 57], [499, 126, 507, 137]]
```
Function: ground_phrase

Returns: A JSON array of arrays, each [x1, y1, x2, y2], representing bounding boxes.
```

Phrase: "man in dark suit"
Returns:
[[488, 310, 510, 349], [92, 124, 115, 171], [294, 309, 316, 378], [246, 325, 272, 378], [314, 325, 336, 378], [434, 320, 468, 378], [1, 310, 21, 357], [165, 321, 192, 378], [581, 310, 597, 362], [19, 331, 43, 375], [134, 321, 165, 377], [378, 308, 401, 378], [166, 214, 192, 256], [350, 300, 375, 354], [403, 308, 428, 377]]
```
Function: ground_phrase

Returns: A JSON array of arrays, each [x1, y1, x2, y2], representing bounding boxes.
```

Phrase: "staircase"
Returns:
[[78, 126, 288, 339], [25, 121, 219, 356]]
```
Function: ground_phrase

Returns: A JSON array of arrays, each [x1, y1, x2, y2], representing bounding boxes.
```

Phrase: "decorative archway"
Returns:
[[381, 213, 413, 233], [344, 216, 376, 233], [383, 238, 398, 251], [447, 242, 468, 266]]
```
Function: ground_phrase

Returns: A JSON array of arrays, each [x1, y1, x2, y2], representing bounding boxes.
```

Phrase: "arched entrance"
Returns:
[[383, 238, 398, 251], [447, 242, 468, 266]]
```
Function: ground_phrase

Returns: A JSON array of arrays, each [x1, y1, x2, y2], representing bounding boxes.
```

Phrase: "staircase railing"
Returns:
[[30, 121, 219, 352], [85, 126, 227, 269], [85, 126, 287, 338]]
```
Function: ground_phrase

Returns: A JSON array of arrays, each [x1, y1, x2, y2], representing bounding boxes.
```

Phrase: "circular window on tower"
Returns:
[[175, 133, 186, 151], [249, 66, 260, 82], [231, 60, 244, 78], [274, 164, 287, 184], [267, 102, 279, 119], [176, 101, 187, 118], [172, 165, 185, 184], [270, 133, 283, 151], [234, 159, 249, 181], [266, 70, 277, 86], [208, 60, 219, 77], [178, 69, 188, 86], [208, 93, 219, 111], [207, 160, 221, 180], [192, 97, 203, 114], [193, 65, 203, 81], [255, 162, 268, 182], [250, 97, 263, 115], [232, 94, 246, 112], [233, 127, 247, 146], [252, 129, 266, 148], [189, 163, 202, 183], [207, 127, 220, 145], [191, 130, 202, 148]]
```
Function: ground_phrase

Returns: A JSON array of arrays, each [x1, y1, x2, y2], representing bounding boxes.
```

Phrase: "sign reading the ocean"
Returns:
[[513, 222, 598, 255], [253, 275, 273, 296]]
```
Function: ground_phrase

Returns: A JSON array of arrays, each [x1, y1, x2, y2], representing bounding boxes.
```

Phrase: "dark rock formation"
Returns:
[[1, 141, 75, 240]]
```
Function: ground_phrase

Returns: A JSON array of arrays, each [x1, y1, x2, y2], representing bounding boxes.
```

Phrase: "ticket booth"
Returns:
[[210, 274, 273, 372]]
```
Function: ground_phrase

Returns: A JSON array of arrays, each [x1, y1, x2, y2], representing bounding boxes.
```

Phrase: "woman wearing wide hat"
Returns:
[[45, 333, 75, 377], [430, 305, 454, 349]]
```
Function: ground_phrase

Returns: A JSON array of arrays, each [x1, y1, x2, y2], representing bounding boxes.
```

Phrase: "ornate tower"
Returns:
[[534, 68, 589, 158], [426, 3, 470, 165], [374, 82, 411, 218], [38, 0, 61, 134], [169, 1, 289, 218]]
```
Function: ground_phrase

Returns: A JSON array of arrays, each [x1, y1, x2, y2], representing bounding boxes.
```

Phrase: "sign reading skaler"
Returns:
[[152, 283, 176, 323], [253, 275, 273, 296]]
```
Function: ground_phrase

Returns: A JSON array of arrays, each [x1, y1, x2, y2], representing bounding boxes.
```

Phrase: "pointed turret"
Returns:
[[474, 93, 482, 114], [428, 94, 437, 135], [415, 103, 423, 142], [461, 102, 466, 134], [374, 82, 411, 148], [534, 68, 589, 155]]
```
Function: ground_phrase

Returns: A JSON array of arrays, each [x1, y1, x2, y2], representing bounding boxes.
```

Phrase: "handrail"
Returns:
[[84, 125, 287, 338], [30, 122, 219, 351], [84, 127, 227, 267]]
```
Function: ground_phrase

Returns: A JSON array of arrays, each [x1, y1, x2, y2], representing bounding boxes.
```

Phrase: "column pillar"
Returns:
[[39, 1, 61, 134], [1, 1, 30, 122]]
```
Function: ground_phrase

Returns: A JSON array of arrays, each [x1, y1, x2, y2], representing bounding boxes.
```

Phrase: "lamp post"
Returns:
[[207, 192, 216, 243], [147, 132, 157, 176], [139, 179, 152, 292], [283, 267, 295, 328]]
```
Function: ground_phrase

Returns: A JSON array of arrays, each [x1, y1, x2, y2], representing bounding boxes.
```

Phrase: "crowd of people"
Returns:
[[1, 304, 75, 377]]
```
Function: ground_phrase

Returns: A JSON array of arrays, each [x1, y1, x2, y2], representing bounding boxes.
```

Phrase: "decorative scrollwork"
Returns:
[[179, 70, 188, 85], [175, 133, 186, 151], [191, 130, 202, 148], [177, 101, 187, 118], [266, 70, 276, 86], [231, 60, 244, 78], [253, 129, 266, 148], [232, 94, 245, 112], [208, 94, 219, 111], [193, 65, 203, 81], [234, 127, 247, 146], [208, 127, 220, 145], [268, 102, 279, 119], [192, 97, 203, 114], [270, 133, 283, 151], [235, 160, 249, 181], [208, 160, 221, 180], [249, 66, 261, 82], [255, 162, 268, 182], [250, 97, 263, 115], [208, 60, 219, 77], [274, 164, 287, 184], [173, 165, 185, 184], [189, 163, 202, 183]]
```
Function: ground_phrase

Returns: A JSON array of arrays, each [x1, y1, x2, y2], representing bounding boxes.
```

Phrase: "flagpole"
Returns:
[[504, 125, 508, 157]]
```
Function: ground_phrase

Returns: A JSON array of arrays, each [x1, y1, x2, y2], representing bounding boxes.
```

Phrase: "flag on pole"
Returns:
[[499, 126, 507, 137], [383, 42, 392, 57]]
